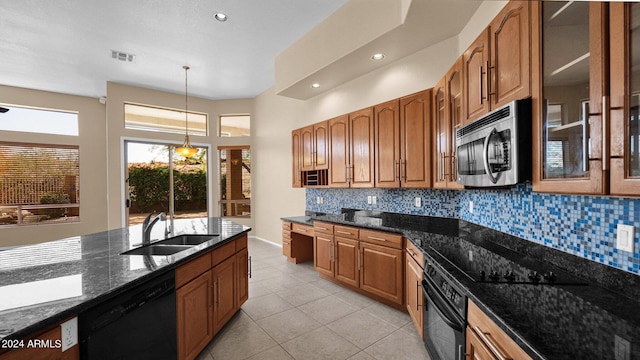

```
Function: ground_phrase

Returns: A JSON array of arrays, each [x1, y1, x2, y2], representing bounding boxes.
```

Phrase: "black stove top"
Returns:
[[425, 234, 588, 286]]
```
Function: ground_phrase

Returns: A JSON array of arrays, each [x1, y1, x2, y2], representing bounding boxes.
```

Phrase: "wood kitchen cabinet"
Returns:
[[176, 235, 249, 360], [313, 222, 404, 307], [467, 300, 531, 360], [405, 241, 424, 339], [463, 1, 531, 125], [301, 121, 328, 171], [327, 109, 374, 188], [375, 91, 432, 188], [433, 59, 464, 189], [531, 1, 608, 195], [609, 2, 640, 196], [292, 129, 302, 188], [282, 221, 314, 264]]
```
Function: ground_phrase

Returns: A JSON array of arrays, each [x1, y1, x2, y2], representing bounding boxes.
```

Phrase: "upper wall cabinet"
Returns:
[[301, 121, 328, 171], [328, 109, 375, 188], [610, 2, 640, 195], [531, 1, 608, 194], [433, 59, 464, 190], [292, 129, 302, 188], [463, 1, 531, 125], [375, 90, 432, 188]]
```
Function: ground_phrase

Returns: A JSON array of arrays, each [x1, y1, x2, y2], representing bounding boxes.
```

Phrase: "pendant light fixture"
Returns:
[[175, 65, 199, 158]]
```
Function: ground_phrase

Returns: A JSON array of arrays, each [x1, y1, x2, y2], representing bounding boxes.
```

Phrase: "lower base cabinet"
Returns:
[[405, 241, 424, 339], [466, 300, 531, 360], [176, 234, 249, 360]]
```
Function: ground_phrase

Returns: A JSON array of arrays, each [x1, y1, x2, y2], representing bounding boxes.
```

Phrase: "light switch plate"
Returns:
[[414, 197, 421, 207], [469, 201, 474, 214], [372, 196, 377, 205], [367, 196, 372, 204], [616, 224, 635, 253]]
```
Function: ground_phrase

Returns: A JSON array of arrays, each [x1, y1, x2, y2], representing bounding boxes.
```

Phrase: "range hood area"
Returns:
[[274, 0, 483, 100]]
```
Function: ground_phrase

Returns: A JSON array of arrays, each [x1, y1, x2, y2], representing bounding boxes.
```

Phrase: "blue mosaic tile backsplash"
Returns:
[[306, 183, 640, 276]]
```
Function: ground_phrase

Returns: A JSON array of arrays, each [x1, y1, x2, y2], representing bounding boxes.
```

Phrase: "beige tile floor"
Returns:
[[195, 237, 431, 360]]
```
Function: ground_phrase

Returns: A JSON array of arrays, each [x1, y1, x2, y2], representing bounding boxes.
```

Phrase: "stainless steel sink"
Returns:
[[122, 244, 192, 256], [157, 234, 218, 246]]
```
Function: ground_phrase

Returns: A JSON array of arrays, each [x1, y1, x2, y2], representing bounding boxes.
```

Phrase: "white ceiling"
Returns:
[[0, 0, 349, 100]]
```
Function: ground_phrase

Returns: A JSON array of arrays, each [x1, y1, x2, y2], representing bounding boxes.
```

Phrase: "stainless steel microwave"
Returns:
[[456, 98, 532, 187]]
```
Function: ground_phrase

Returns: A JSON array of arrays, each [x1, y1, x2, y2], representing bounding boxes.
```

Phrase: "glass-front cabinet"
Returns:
[[610, 2, 640, 195], [534, 1, 640, 195], [533, 1, 608, 194]]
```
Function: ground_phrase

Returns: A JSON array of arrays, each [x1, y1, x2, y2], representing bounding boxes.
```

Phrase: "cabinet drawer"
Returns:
[[292, 223, 314, 236], [313, 221, 334, 234], [406, 240, 424, 268], [334, 225, 359, 239], [282, 230, 292, 239], [282, 240, 291, 257], [282, 221, 292, 230], [359, 229, 403, 249], [212, 240, 237, 266], [176, 252, 212, 288]]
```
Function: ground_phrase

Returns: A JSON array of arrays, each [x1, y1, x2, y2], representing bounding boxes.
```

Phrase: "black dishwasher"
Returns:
[[79, 270, 177, 360]]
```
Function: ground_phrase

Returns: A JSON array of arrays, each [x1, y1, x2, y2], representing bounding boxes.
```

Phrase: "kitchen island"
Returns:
[[0, 217, 250, 359]]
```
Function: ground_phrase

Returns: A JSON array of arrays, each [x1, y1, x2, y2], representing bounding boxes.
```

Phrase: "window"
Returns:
[[124, 103, 208, 136], [0, 105, 78, 136], [219, 146, 250, 217], [0, 143, 80, 226], [219, 115, 250, 137]]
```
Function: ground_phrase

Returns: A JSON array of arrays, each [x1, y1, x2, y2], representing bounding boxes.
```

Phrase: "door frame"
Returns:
[[120, 136, 213, 227]]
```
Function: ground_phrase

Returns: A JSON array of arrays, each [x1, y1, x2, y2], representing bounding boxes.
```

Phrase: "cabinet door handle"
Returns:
[[298, 228, 307, 233], [358, 248, 361, 270], [416, 281, 420, 311], [368, 236, 387, 242], [210, 281, 215, 308], [479, 65, 484, 105], [249, 255, 252, 279], [402, 160, 407, 181], [336, 230, 353, 235], [316, 227, 327, 231], [451, 152, 457, 182], [395, 160, 401, 180], [217, 280, 221, 308], [602, 95, 609, 171]]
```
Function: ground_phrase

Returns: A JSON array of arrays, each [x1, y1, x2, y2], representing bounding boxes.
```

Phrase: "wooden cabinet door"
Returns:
[[328, 114, 350, 187], [433, 77, 449, 189], [314, 234, 334, 277], [405, 255, 423, 339], [301, 125, 314, 171], [334, 237, 359, 287], [177, 271, 214, 360], [447, 58, 465, 189], [213, 255, 237, 334], [374, 100, 401, 188], [349, 107, 375, 188], [490, 1, 531, 109], [610, 2, 640, 196], [314, 121, 329, 170], [292, 129, 302, 188], [400, 90, 432, 188], [236, 248, 249, 307], [531, 1, 607, 194], [463, 29, 490, 125], [359, 242, 403, 305]]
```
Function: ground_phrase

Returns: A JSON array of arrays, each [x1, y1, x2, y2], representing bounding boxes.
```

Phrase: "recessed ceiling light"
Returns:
[[311, 83, 320, 88], [214, 13, 228, 22], [371, 53, 385, 61]]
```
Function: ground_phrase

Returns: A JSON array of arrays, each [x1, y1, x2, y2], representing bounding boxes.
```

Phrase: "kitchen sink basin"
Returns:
[[157, 234, 218, 246], [122, 244, 192, 256]]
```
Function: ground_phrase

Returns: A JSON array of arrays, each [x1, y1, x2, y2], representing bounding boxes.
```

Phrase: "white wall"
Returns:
[[252, 0, 507, 245]]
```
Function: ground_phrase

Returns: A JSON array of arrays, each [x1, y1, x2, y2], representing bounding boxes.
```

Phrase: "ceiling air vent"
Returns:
[[111, 50, 136, 63]]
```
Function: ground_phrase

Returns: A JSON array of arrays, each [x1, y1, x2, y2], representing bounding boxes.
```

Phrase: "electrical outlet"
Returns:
[[60, 317, 78, 352], [372, 196, 377, 205], [320, 197, 324, 204], [469, 201, 474, 214], [316, 196, 321, 204], [616, 224, 635, 253], [367, 196, 372, 205], [414, 197, 421, 207]]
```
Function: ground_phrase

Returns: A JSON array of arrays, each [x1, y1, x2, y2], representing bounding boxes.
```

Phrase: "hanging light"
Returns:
[[175, 65, 199, 158]]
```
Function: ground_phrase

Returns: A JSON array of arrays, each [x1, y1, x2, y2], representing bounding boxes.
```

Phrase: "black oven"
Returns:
[[422, 255, 466, 360]]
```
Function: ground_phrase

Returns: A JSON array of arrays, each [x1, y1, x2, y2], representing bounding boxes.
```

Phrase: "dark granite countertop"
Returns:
[[0, 217, 250, 341], [281, 210, 640, 360]]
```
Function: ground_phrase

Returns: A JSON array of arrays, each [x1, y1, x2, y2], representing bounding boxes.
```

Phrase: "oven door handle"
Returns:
[[482, 127, 499, 184], [421, 279, 464, 333]]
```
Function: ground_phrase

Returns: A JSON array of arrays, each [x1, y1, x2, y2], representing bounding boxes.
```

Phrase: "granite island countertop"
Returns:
[[282, 210, 640, 360], [0, 217, 250, 341]]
